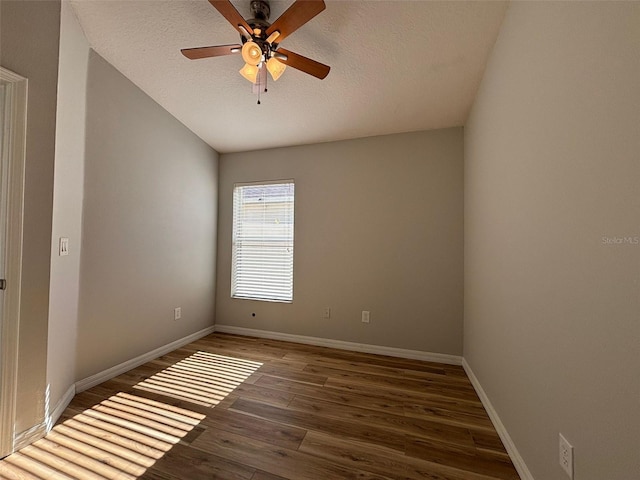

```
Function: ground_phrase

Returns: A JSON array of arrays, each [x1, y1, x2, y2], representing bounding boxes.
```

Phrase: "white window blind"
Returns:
[[231, 181, 295, 302]]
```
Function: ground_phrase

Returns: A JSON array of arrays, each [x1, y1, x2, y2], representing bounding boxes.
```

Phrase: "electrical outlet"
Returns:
[[323, 307, 331, 319], [559, 433, 573, 478], [361, 311, 370, 323], [174, 307, 182, 321]]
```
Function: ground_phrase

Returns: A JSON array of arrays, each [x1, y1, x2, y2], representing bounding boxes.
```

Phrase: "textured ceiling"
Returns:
[[70, 0, 508, 153]]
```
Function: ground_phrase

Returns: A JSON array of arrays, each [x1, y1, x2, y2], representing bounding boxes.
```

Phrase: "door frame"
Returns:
[[0, 66, 27, 458]]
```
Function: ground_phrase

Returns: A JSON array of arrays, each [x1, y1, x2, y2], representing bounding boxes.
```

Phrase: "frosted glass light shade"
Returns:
[[239, 63, 259, 83], [241, 41, 262, 66], [267, 57, 286, 81], [266, 31, 280, 44]]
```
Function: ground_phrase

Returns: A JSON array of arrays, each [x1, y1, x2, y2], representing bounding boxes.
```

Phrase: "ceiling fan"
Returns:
[[181, 0, 330, 102]]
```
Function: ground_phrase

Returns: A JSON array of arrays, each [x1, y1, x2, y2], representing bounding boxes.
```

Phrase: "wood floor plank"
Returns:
[[229, 397, 408, 452], [299, 431, 501, 480], [470, 431, 513, 459], [137, 468, 181, 480], [190, 428, 393, 480], [403, 396, 489, 417], [149, 442, 255, 480], [280, 346, 456, 374], [219, 381, 295, 407], [1, 452, 77, 480], [324, 376, 484, 407], [200, 407, 307, 450], [0, 461, 43, 480], [255, 364, 328, 386], [286, 395, 477, 448], [287, 353, 471, 387], [403, 402, 495, 430], [251, 471, 288, 480], [254, 375, 406, 416], [405, 436, 520, 480], [0, 333, 519, 480], [303, 364, 479, 401]]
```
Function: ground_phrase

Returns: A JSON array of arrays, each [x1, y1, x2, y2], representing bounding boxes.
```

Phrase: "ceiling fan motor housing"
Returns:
[[243, 0, 276, 57], [250, 0, 270, 22]]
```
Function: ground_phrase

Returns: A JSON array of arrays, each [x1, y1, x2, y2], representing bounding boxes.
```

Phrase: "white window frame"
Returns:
[[231, 180, 295, 303]]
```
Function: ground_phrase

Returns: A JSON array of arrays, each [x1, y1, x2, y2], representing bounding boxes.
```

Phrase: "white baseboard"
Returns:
[[46, 384, 76, 432], [75, 325, 216, 393], [13, 421, 47, 451], [11, 382, 73, 451], [462, 358, 534, 480], [213, 325, 462, 366]]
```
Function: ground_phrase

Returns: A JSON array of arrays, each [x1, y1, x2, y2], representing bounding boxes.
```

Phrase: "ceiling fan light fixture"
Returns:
[[266, 56, 286, 81], [239, 63, 259, 83], [241, 41, 262, 66], [181, 0, 332, 99], [266, 31, 280, 44]]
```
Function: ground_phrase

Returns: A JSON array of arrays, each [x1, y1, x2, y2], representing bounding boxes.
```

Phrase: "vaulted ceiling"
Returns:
[[70, 0, 508, 153]]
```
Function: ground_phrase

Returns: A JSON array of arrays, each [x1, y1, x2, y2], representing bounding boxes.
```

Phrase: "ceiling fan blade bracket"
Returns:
[[238, 25, 254, 40]]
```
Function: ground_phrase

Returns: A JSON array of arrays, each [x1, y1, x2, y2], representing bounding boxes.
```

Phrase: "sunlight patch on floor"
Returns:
[[0, 351, 261, 479], [0, 392, 204, 479], [134, 351, 263, 407]]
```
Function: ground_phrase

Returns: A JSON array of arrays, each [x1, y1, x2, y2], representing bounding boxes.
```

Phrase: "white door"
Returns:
[[0, 67, 27, 459], [0, 83, 6, 330], [0, 79, 9, 459]]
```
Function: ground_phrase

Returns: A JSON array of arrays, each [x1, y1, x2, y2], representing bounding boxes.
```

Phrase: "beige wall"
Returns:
[[76, 51, 219, 381], [464, 2, 639, 480], [217, 129, 464, 355], [47, 0, 89, 415], [0, 0, 61, 435]]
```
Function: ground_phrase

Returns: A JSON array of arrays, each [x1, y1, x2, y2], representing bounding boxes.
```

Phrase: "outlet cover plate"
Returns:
[[174, 307, 182, 321], [559, 433, 573, 478]]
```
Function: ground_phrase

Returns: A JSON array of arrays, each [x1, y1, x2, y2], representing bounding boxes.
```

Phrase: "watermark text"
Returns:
[[601, 235, 639, 245]]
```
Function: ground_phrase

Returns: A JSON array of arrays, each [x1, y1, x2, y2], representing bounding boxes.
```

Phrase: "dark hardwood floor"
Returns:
[[0, 333, 520, 479]]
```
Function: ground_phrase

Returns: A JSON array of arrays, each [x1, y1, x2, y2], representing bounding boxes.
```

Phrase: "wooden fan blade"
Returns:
[[276, 48, 330, 79], [208, 0, 253, 35], [266, 0, 325, 43], [181, 44, 242, 60]]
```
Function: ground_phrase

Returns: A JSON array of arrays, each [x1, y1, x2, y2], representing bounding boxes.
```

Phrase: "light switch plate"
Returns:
[[59, 237, 69, 256]]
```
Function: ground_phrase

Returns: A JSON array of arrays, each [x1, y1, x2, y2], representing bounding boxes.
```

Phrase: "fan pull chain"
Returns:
[[257, 86, 268, 105]]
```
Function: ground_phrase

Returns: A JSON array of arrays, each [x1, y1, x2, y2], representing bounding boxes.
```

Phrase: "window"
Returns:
[[231, 181, 295, 302]]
